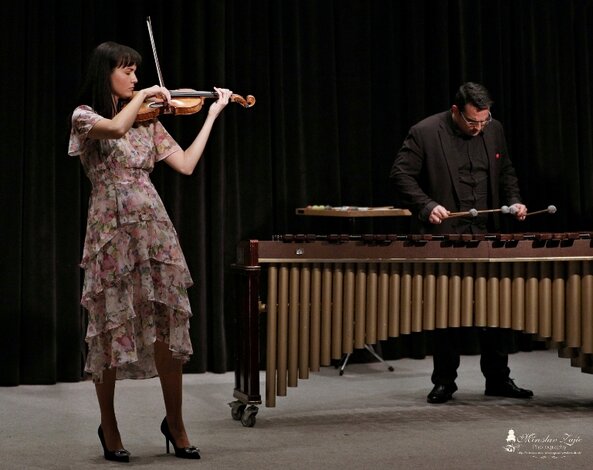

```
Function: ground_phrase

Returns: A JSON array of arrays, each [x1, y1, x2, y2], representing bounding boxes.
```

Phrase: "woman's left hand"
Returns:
[[208, 87, 233, 117]]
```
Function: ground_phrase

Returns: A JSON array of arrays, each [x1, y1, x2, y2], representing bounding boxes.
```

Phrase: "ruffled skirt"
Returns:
[[81, 220, 194, 382]]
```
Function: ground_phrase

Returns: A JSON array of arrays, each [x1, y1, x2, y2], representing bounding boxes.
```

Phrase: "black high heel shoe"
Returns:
[[160, 417, 201, 459], [98, 425, 131, 463]]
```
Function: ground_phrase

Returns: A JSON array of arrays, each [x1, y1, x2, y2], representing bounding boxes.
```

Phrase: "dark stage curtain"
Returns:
[[1, 0, 592, 385]]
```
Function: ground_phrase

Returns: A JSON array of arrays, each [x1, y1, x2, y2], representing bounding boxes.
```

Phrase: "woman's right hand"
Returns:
[[138, 85, 171, 104]]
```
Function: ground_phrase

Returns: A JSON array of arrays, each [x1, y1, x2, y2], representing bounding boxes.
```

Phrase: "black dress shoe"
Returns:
[[98, 426, 130, 463], [427, 383, 458, 404], [485, 378, 534, 398], [160, 418, 201, 459]]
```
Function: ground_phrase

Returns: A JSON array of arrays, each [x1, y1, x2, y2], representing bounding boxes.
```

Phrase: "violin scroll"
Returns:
[[230, 94, 256, 108]]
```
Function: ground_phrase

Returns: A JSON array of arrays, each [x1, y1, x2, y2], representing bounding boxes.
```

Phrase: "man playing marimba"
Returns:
[[390, 82, 534, 404]]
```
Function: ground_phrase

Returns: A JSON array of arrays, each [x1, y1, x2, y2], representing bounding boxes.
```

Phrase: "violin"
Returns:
[[136, 88, 255, 122], [137, 17, 255, 122]]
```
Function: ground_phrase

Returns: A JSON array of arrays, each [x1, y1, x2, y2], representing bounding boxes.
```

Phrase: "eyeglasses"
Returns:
[[459, 110, 492, 128]]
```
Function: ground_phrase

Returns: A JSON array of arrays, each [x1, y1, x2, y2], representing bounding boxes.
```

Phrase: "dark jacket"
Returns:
[[390, 111, 522, 234]]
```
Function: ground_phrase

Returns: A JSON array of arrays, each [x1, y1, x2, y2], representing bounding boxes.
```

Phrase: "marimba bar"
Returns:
[[231, 232, 593, 415]]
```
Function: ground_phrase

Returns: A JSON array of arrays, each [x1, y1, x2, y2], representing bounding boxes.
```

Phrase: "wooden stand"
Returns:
[[296, 206, 411, 233]]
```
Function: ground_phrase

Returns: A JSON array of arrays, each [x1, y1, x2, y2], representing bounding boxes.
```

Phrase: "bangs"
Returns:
[[110, 43, 142, 69], [116, 50, 142, 68]]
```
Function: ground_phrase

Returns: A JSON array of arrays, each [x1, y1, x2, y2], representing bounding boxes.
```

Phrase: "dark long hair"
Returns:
[[76, 41, 142, 119]]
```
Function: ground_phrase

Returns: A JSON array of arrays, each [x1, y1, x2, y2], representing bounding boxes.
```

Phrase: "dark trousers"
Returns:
[[431, 327, 511, 386]]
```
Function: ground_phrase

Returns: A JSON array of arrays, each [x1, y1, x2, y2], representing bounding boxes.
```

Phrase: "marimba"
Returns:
[[230, 232, 593, 426]]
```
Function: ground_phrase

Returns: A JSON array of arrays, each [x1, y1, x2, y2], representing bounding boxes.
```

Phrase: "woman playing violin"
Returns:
[[68, 41, 232, 462]]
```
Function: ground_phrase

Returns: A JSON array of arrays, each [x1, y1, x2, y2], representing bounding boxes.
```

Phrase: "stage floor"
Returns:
[[1, 349, 592, 469]]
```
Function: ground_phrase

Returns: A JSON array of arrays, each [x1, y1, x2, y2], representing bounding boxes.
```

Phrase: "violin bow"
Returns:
[[144, 16, 255, 109], [146, 16, 166, 88]]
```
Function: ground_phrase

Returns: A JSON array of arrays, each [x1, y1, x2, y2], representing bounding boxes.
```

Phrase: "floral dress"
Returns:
[[68, 105, 194, 382]]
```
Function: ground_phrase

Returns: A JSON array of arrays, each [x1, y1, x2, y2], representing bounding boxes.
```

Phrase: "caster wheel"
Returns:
[[229, 400, 246, 421], [240, 405, 258, 427]]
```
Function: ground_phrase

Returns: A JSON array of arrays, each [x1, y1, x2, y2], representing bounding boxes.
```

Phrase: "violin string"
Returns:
[[146, 16, 165, 88]]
